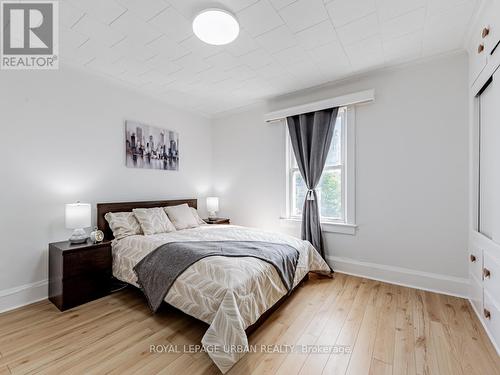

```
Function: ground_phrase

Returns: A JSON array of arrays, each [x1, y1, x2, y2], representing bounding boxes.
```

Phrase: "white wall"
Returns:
[[0, 66, 212, 311], [212, 53, 469, 295], [0, 53, 470, 311]]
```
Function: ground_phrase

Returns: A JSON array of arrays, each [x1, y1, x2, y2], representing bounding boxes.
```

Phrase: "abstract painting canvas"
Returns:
[[125, 120, 179, 171]]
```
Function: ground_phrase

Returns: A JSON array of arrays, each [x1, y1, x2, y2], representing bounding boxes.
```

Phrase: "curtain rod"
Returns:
[[264, 89, 375, 123]]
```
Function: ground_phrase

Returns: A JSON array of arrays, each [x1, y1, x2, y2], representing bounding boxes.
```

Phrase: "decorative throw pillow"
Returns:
[[164, 204, 200, 230], [190, 207, 207, 225], [104, 212, 143, 240], [132, 207, 176, 235]]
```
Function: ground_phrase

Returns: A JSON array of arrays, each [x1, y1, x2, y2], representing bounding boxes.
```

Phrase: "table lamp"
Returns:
[[206, 197, 219, 219], [65, 202, 91, 244]]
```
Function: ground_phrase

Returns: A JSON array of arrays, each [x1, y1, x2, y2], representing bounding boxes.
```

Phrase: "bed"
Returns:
[[97, 199, 331, 373]]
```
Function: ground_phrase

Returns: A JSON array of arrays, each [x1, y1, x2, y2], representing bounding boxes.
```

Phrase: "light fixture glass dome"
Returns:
[[192, 9, 239, 45]]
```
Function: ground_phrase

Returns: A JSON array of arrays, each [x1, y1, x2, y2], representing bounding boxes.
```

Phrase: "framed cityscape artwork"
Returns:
[[125, 120, 179, 171]]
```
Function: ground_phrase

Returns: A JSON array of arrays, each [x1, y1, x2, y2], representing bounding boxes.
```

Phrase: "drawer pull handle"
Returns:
[[483, 267, 491, 279], [478, 44, 485, 54], [484, 308, 491, 319], [482, 27, 490, 38], [470, 254, 477, 262]]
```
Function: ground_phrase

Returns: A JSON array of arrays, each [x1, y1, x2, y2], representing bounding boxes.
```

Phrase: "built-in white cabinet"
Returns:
[[468, 0, 500, 355], [469, 0, 500, 86], [469, 233, 500, 353]]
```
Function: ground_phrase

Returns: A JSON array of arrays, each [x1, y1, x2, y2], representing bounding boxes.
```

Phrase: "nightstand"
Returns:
[[48, 239, 112, 311], [204, 218, 230, 225]]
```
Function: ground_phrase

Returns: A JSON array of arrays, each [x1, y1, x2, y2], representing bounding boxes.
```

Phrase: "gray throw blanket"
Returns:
[[133, 241, 300, 312]]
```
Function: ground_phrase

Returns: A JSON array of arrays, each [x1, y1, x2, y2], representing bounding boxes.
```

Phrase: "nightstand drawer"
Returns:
[[61, 274, 111, 310], [63, 247, 112, 279]]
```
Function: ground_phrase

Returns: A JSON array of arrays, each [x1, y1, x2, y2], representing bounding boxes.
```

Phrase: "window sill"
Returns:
[[279, 218, 357, 235]]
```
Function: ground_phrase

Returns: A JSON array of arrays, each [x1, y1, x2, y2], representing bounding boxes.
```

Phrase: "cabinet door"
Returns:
[[470, 32, 488, 84], [485, 1, 500, 57], [479, 70, 500, 242]]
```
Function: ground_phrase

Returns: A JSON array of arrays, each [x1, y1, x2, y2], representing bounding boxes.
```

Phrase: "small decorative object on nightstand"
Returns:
[[204, 217, 230, 225], [49, 240, 112, 311], [89, 227, 104, 244]]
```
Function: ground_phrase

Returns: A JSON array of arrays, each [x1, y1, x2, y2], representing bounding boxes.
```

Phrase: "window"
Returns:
[[285, 106, 355, 228]]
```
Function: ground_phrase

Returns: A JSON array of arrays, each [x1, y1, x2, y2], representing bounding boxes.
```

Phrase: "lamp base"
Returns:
[[69, 228, 88, 244], [208, 211, 217, 219]]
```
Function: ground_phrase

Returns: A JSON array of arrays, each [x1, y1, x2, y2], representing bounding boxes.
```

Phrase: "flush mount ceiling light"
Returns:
[[192, 9, 239, 45]]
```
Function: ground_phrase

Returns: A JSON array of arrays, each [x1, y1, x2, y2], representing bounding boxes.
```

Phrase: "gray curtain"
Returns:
[[287, 108, 339, 262]]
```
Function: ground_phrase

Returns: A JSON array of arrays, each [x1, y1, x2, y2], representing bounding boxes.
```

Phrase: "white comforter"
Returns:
[[112, 225, 331, 373]]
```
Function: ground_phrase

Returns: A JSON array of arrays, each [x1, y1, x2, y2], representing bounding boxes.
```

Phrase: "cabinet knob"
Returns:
[[483, 267, 491, 279], [478, 44, 485, 54], [470, 254, 477, 262], [482, 27, 490, 38], [484, 308, 491, 319]]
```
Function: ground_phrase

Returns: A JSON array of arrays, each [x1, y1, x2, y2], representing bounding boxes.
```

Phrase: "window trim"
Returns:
[[283, 106, 356, 234]]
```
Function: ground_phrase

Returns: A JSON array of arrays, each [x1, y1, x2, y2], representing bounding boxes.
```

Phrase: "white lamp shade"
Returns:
[[65, 203, 91, 229], [206, 197, 219, 213]]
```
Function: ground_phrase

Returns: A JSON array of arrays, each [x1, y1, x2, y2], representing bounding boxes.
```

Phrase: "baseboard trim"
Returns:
[[0, 280, 48, 314], [328, 256, 469, 298], [469, 298, 500, 356]]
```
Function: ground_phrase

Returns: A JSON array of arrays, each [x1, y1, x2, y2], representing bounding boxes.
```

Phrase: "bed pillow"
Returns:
[[104, 212, 143, 240], [191, 207, 207, 225], [132, 207, 176, 235], [164, 204, 200, 230]]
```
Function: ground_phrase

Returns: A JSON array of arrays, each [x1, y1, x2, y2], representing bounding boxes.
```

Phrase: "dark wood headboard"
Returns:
[[97, 199, 197, 241]]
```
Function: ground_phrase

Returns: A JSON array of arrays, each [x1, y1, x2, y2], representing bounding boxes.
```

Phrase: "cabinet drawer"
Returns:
[[63, 247, 111, 279], [61, 274, 111, 310], [470, 272, 483, 315], [483, 250, 500, 298], [469, 250, 483, 282], [483, 290, 500, 351]]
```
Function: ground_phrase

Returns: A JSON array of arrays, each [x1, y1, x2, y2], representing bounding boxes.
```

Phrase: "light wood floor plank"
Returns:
[[393, 284, 417, 375], [443, 295, 500, 375], [370, 283, 397, 368], [321, 278, 377, 374], [295, 275, 362, 375], [277, 274, 354, 375], [0, 274, 498, 375], [255, 275, 347, 374], [368, 358, 392, 375], [344, 281, 384, 375], [250, 277, 336, 375], [412, 288, 440, 375]]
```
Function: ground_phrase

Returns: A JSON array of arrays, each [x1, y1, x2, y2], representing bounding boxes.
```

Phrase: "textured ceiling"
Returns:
[[61, 0, 479, 116]]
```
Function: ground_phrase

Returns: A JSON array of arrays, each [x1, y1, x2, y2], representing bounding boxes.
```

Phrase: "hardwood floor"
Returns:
[[0, 273, 498, 375]]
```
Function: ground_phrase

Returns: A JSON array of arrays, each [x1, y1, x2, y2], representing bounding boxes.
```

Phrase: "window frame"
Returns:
[[284, 106, 356, 231]]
